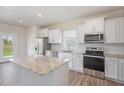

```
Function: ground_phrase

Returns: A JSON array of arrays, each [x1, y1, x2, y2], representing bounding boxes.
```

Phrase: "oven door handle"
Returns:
[[83, 55, 105, 59]]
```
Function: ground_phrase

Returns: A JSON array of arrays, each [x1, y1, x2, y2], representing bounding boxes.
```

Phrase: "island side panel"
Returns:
[[19, 62, 69, 86], [52, 62, 69, 86]]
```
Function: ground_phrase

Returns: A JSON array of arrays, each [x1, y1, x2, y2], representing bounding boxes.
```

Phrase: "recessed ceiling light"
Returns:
[[4, 6, 8, 8], [19, 20, 23, 23], [38, 14, 43, 18]]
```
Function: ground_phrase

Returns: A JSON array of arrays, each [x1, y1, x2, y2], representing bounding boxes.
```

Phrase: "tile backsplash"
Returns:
[[51, 43, 124, 55]]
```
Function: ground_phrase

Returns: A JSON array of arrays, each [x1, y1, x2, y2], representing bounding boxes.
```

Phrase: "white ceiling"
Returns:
[[0, 6, 123, 27]]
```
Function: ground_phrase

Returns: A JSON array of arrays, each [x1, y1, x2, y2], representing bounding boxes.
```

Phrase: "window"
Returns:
[[63, 30, 77, 50], [2, 36, 14, 57]]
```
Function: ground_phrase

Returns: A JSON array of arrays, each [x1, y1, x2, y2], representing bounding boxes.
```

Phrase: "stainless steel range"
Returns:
[[83, 47, 105, 79]]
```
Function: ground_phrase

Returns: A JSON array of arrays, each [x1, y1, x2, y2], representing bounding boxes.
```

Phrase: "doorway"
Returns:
[[0, 33, 17, 62]]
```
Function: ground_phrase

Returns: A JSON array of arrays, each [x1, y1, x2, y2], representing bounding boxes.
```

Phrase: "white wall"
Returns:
[[48, 9, 124, 55], [0, 23, 26, 62]]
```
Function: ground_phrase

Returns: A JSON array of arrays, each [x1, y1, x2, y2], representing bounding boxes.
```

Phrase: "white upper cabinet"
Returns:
[[105, 18, 117, 43], [116, 17, 124, 43], [40, 28, 49, 37], [54, 29, 62, 43], [48, 30, 54, 43], [85, 20, 94, 33], [85, 17, 105, 34], [105, 17, 124, 43], [48, 29, 62, 44], [77, 24, 85, 43]]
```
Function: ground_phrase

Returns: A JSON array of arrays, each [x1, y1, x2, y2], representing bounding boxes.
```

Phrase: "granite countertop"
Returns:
[[9, 55, 69, 75], [105, 53, 124, 59], [47, 50, 84, 54]]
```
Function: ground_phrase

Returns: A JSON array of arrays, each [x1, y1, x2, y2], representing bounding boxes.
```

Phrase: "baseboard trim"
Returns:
[[105, 77, 124, 85], [0, 61, 9, 64]]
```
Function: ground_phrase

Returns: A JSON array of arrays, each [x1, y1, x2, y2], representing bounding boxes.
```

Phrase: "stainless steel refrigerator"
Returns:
[[35, 37, 51, 55]]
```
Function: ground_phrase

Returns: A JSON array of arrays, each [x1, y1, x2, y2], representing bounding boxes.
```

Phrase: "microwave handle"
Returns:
[[99, 34, 100, 40]]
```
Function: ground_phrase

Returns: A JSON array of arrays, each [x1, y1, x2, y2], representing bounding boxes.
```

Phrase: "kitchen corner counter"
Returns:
[[9, 55, 69, 75], [105, 53, 124, 59]]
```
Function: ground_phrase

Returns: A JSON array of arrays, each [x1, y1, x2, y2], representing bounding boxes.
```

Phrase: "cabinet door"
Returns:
[[48, 30, 54, 43], [105, 58, 118, 79], [40, 30, 44, 37], [85, 20, 94, 34], [40, 28, 48, 37], [94, 17, 104, 33], [105, 19, 117, 43], [77, 25, 85, 43], [43, 28, 48, 37], [54, 29, 62, 43], [58, 52, 72, 69], [65, 53, 73, 69], [119, 59, 124, 81], [72, 54, 83, 72], [116, 17, 124, 43], [58, 52, 64, 59]]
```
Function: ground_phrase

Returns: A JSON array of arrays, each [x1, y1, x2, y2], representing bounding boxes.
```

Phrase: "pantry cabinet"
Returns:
[[48, 29, 62, 44], [105, 17, 124, 43], [105, 57, 118, 79], [85, 17, 104, 34], [72, 54, 83, 73]]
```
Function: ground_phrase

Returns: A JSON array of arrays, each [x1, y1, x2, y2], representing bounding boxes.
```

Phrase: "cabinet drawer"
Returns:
[[119, 59, 124, 63], [105, 57, 118, 62]]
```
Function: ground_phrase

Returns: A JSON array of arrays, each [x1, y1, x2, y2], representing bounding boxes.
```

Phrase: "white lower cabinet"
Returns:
[[105, 57, 118, 79], [58, 52, 83, 72], [105, 57, 124, 83], [119, 59, 124, 81], [58, 52, 73, 69], [72, 54, 83, 73]]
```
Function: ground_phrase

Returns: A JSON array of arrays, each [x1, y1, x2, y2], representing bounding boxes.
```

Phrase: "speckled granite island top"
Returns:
[[10, 55, 69, 75]]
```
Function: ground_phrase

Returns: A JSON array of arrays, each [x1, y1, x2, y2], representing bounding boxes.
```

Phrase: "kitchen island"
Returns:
[[9, 55, 69, 86]]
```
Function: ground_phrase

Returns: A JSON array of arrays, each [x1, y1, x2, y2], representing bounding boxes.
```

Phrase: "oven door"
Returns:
[[83, 55, 104, 72]]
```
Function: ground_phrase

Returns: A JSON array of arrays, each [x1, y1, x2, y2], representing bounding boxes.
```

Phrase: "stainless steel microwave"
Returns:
[[84, 33, 104, 43]]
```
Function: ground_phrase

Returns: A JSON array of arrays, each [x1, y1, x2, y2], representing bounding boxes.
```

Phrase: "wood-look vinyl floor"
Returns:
[[69, 70, 122, 86], [0, 62, 123, 86]]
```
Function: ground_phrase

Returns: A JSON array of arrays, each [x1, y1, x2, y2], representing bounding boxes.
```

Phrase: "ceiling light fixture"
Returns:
[[19, 20, 23, 23], [38, 14, 43, 18]]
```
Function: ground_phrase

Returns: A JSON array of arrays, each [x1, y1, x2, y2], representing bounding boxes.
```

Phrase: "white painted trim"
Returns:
[[71, 68, 83, 73]]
